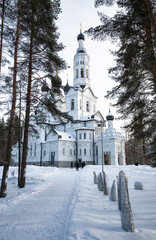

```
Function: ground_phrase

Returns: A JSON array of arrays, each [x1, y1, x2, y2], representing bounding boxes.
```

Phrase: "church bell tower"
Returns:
[[73, 26, 91, 89]]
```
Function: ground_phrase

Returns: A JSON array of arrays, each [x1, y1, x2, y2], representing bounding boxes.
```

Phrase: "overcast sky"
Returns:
[[57, 0, 124, 130]]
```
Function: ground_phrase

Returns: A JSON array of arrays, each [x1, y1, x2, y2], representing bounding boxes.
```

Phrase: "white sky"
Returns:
[[57, 0, 123, 131]]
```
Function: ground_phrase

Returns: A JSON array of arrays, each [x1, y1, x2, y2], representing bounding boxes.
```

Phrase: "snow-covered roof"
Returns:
[[97, 128, 124, 140], [55, 130, 76, 141], [103, 128, 124, 140]]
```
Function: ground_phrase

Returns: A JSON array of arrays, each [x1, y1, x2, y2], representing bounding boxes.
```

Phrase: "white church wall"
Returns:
[[58, 140, 76, 167], [46, 140, 58, 166], [65, 88, 79, 120], [26, 138, 43, 165]]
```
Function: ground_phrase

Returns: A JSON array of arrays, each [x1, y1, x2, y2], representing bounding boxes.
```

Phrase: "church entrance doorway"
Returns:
[[78, 158, 82, 167], [118, 152, 122, 165], [51, 152, 55, 166], [104, 152, 111, 165]]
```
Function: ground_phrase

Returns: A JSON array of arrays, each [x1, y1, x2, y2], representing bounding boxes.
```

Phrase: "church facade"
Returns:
[[13, 30, 126, 167]]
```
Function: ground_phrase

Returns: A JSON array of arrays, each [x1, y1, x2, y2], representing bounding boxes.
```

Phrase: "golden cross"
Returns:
[[80, 23, 82, 31], [66, 73, 68, 83], [109, 101, 111, 112]]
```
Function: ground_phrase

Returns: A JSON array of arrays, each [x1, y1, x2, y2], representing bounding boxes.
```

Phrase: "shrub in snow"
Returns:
[[110, 180, 116, 201], [134, 181, 143, 190], [93, 171, 98, 184], [102, 171, 109, 195], [118, 170, 135, 232]]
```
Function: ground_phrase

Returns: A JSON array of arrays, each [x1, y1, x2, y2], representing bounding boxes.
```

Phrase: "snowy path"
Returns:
[[0, 165, 156, 240], [0, 167, 79, 240]]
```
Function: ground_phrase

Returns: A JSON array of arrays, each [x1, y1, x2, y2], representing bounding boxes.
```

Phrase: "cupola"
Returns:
[[41, 84, 49, 93]]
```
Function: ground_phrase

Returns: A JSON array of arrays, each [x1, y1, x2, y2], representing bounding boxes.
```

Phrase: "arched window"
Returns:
[[81, 68, 84, 77], [86, 69, 88, 78], [44, 150, 46, 156], [34, 143, 36, 156], [94, 104, 96, 113], [63, 148, 65, 155], [71, 99, 74, 110], [86, 101, 89, 112], [79, 133, 81, 139], [84, 133, 86, 139], [80, 99, 82, 110], [84, 148, 87, 155], [79, 149, 81, 155], [76, 69, 78, 78]]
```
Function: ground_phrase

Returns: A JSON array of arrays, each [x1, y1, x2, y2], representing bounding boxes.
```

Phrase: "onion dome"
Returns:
[[77, 32, 85, 41], [106, 110, 114, 121], [51, 75, 62, 89], [41, 84, 49, 92], [64, 82, 70, 93]]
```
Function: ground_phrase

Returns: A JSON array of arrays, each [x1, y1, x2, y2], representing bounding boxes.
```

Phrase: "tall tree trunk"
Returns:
[[18, 78, 22, 187], [19, 28, 33, 188], [0, 0, 22, 198], [144, 0, 156, 41], [0, 0, 5, 73]]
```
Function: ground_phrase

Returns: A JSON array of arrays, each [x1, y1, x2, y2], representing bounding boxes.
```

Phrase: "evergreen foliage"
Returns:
[[0, 0, 68, 196], [86, 0, 156, 164], [0, 116, 21, 166], [18, 0, 66, 188], [0, 118, 7, 165]]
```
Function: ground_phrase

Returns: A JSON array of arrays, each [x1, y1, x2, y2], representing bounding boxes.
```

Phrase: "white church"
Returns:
[[13, 30, 126, 167]]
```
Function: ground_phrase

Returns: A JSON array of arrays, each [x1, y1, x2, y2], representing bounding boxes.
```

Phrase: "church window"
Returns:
[[79, 133, 81, 139], [34, 143, 36, 156], [86, 101, 89, 112], [76, 69, 78, 78], [70, 149, 72, 155], [71, 99, 74, 110], [84, 148, 87, 155], [84, 121, 86, 127], [80, 99, 81, 110], [44, 150, 46, 156], [84, 133, 86, 139], [86, 69, 88, 78], [63, 148, 65, 155], [79, 149, 81, 155], [81, 68, 84, 77]]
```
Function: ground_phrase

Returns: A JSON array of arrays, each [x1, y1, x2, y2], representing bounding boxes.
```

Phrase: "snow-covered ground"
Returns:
[[0, 165, 156, 240]]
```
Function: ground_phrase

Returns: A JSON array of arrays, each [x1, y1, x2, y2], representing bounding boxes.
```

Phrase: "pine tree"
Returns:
[[0, 0, 5, 73], [86, 0, 156, 164], [0, 117, 7, 165], [0, 0, 22, 198], [0, 0, 16, 73], [18, 0, 66, 188]]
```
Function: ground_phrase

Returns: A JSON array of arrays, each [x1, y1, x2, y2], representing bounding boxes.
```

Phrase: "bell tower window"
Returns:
[[71, 99, 74, 110], [86, 101, 89, 112], [76, 69, 78, 78], [80, 99, 82, 110], [81, 68, 84, 77], [86, 69, 88, 78]]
